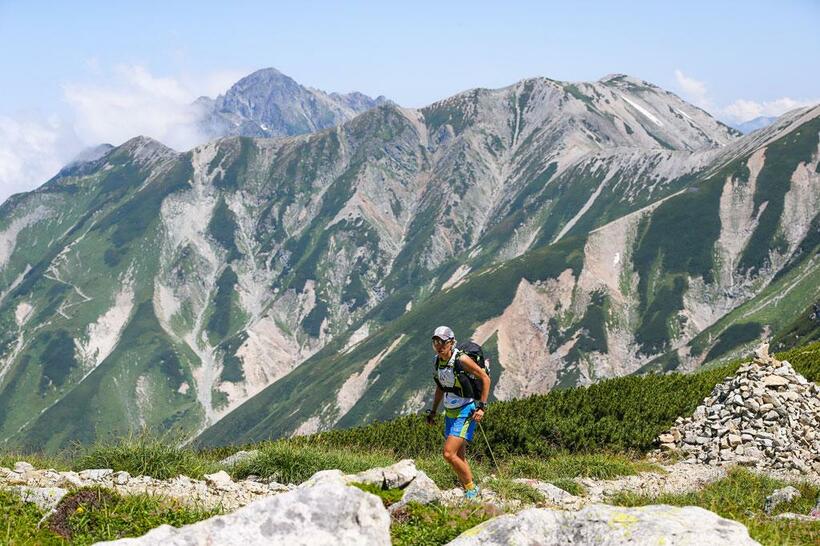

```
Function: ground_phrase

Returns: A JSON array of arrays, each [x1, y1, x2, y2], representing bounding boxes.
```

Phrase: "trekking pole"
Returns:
[[477, 421, 502, 478]]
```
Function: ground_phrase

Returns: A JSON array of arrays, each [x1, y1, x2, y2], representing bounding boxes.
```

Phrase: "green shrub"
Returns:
[[502, 453, 660, 481], [484, 478, 544, 504], [301, 360, 743, 459], [390, 502, 498, 546], [0, 451, 70, 472], [778, 341, 820, 383], [76, 434, 218, 480], [229, 441, 395, 483], [1, 487, 217, 545], [611, 468, 820, 546], [350, 482, 405, 506], [551, 478, 585, 497], [1, 488, 62, 545]]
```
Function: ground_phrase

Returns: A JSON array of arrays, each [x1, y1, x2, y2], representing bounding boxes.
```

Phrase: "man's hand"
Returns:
[[425, 409, 436, 426], [472, 408, 485, 423]]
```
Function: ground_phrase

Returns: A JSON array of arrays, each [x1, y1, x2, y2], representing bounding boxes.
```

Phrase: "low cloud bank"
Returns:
[[0, 64, 245, 206]]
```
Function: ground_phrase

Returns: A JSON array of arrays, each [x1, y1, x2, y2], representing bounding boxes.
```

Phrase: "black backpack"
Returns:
[[434, 340, 491, 399]]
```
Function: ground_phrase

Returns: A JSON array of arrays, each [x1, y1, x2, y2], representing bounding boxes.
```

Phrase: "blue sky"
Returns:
[[1, 0, 818, 202]]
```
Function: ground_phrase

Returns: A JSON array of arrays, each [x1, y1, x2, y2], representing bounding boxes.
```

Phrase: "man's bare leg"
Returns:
[[443, 435, 473, 487]]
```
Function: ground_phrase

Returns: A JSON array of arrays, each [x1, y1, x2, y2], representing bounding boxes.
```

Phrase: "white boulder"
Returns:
[[95, 483, 391, 545], [446, 504, 759, 545]]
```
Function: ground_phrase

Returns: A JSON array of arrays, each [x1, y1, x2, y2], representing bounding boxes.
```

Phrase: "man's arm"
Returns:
[[427, 386, 444, 424], [431, 385, 444, 413]]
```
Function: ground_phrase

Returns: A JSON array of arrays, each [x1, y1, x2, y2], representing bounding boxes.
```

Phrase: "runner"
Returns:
[[425, 325, 491, 499]]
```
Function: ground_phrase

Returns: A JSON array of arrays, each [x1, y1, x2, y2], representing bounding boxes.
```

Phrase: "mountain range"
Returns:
[[0, 68, 817, 452]]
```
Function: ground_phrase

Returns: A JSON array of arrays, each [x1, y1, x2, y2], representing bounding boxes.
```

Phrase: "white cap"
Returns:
[[432, 325, 455, 340]]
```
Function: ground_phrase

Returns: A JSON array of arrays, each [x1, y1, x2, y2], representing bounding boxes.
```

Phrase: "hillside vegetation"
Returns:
[[2, 342, 818, 544]]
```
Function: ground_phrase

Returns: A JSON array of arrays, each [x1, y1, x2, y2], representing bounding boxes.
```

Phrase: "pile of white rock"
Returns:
[[0, 458, 443, 514], [0, 461, 290, 512], [659, 343, 820, 474]]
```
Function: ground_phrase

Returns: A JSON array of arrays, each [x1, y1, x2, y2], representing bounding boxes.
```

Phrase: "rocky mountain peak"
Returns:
[[198, 67, 388, 139], [116, 136, 179, 167]]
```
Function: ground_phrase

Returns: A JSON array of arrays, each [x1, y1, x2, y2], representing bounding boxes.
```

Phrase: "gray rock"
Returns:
[[204, 470, 234, 491], [445, 504, 759, 545], [56, 471, 84, 488], [389, 471, 442, 513], [2, 470, 26, 485], [13, 461, 35, 474], [764, 486, 801, 515], [763, 375, 789, 388], [95, 483, 391, 545], [114, 471, 130, 486], [512, 479, 580, 507], [773, 512, 815, 522], [78, 468, 113, 481], [300, 469, 347, 488], [218, 449, 260, 467], [9, 486, 68, 512], [351, 459, 418, 489]]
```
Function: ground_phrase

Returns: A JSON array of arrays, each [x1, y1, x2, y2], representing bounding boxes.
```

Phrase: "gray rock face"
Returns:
[[445, 504, 760, 546], [661, 343, 820, 474], [96, 483, 391, 545]]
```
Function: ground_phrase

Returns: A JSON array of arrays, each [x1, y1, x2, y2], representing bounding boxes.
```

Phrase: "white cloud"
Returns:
[[721, 97, 819, 124], [673, 69, 818, 124], [0, 64, 246, 206], [674, 69, 711, 109], [62, 64, 207, 152], [0, 115, 82, 205]]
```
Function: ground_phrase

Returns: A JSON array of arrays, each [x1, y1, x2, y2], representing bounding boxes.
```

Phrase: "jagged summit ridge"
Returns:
[[197, 67, 388, 139]]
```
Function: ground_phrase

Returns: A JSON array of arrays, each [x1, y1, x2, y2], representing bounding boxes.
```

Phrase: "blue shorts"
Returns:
[[443, 402, 477, 442]]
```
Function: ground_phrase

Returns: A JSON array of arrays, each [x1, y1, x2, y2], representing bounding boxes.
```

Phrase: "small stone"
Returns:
[[774, 512, 815, 522], [763, 375, 789, 388], [4, 471, 26, 485], [57, 471, 84, 488], [79, 469, 113, 481], [727, 434, 742, 447], [764, 486, 801, 515], [218, 450, 261, 467], [13, 462, 35, 474], [9, 486, 68, 511], [204, 470, 234, 491], [744, 399, 760, 412], [114, 471, 130, 485], [658, 433, 675, 444]]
